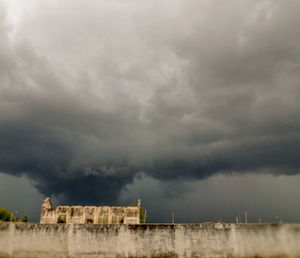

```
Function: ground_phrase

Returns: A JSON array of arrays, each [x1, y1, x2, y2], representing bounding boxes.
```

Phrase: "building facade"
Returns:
[[40, 197, 141, 224]]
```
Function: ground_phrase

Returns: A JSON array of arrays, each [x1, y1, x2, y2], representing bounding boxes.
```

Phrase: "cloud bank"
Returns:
[[0, 0, 300, 204]]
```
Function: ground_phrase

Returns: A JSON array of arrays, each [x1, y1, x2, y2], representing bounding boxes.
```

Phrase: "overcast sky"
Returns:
[[0, 0, 300, 222]]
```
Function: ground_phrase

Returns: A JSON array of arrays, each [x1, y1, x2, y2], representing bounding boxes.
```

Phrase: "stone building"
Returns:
[[40, 197, 141, 224]]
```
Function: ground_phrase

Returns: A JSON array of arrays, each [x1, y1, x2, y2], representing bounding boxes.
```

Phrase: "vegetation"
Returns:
[[0, 208, 15, 222], [21, 216, 28, 222], [130, 202, 147, 223], [140, 206, 147, 223], [0, 208, 28, 222]]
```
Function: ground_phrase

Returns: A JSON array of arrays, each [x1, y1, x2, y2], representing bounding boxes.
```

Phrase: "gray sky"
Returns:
[[0, 0, 300, 222]]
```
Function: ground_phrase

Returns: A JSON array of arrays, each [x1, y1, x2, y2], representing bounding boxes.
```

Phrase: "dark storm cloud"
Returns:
[[0, 0, 300, 204], [120, 173, 300, 223]]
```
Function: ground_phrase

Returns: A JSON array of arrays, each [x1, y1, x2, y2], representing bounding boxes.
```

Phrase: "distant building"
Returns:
[[40, 197, 141, 224]]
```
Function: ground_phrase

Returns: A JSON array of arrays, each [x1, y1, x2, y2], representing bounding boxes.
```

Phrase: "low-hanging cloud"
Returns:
[[0, 0, 300, 204]]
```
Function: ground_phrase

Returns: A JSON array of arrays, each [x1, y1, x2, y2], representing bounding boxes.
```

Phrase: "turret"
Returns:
[[42, 197, 52, 210], [137, 199, 141, 208]]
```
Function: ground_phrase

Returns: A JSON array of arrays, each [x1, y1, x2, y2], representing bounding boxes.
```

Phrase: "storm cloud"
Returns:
[[0, 0, 300, 205]]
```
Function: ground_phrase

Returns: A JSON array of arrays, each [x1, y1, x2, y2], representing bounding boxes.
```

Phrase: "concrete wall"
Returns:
[[1, 223, 300, 257]]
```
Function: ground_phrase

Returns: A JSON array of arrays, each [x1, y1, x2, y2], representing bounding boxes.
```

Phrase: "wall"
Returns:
[[40, 205, 140, 224], [0, 223, 300, 257], [40, 197, 140, 225]]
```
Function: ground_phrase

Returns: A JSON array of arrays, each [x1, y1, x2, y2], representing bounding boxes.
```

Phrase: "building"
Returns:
[[40, 197, 141, 224]]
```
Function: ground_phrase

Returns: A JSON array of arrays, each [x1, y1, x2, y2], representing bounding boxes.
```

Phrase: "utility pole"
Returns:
[[171, 212, 174, 224], [144, 210, 147, 223], [245, 211, 248, 224], [275, 216, 282, 224], [236, 216, 239, 224]]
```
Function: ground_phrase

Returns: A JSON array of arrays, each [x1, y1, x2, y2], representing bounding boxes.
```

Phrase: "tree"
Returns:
[[0, 208, 15, 222], [140, 206, 147, 223], [21, 216, 28, 222]]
